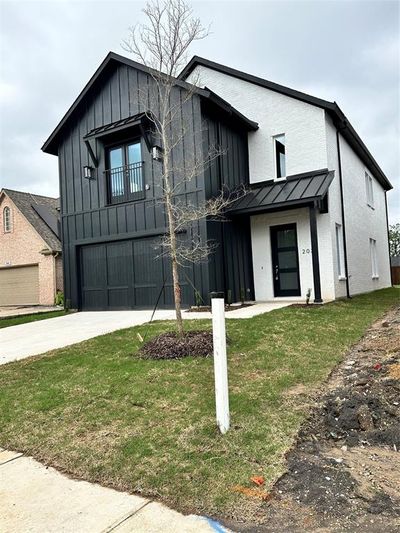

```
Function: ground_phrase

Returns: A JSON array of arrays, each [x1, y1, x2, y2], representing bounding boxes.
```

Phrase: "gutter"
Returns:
[[336, 124, 351, 299]]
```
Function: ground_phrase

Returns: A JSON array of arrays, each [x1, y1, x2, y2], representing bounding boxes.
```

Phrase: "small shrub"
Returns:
[[194, 290, 203, 308], [55, 291, 64, 307], [240, 287, 246, 304], [226, 289, 232, 307], [306, 288, 312, 305]]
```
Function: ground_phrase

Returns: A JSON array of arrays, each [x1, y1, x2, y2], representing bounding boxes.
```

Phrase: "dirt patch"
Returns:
[[222, 306, 400, 532], [139, 330, 213, 360]]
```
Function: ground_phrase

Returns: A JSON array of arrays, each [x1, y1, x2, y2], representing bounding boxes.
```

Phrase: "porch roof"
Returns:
[[229, 169, 334, 215]]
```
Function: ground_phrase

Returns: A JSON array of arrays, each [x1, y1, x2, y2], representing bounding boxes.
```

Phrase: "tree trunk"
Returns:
[[171, 253, 184, 336], [164, 184, 184, 337], [166, 207, 184, 337]]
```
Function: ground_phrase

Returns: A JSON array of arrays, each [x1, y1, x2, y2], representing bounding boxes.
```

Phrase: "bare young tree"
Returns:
[[122, 0, 241, 335]]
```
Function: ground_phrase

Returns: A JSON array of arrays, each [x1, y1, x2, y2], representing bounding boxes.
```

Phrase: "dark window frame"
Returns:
[[270, 222, 301, 297], [105, 136, 145, 205], [274, 134, 286, 179]]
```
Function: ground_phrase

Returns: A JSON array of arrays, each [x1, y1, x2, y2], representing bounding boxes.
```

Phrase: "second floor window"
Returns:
[[3, 206, 11, 232], [274, 134, 286, 179], [365, 172, 374, 207], [107, 140, 144, 204]]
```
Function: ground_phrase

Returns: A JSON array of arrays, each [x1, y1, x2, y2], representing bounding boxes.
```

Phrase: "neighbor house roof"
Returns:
[[1, 189, 61, 252], [179, 56, 392, 191], [228, 169, 334, 215], [41, 52, 257, 156]]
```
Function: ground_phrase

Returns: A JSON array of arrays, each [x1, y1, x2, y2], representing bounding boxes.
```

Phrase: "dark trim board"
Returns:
[[336, 130, 351, 299], [309, 204, 323, 303]]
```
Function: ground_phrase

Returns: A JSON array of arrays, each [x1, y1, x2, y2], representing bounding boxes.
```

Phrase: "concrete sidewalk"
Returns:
[[0, 302, 292, 365], [0, 449, 228, 533]]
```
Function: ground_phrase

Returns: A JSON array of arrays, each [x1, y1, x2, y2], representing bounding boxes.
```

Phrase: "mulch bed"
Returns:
[[140, 330, 214, 360]]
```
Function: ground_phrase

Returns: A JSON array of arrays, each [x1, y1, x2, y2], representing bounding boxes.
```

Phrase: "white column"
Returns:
[[211, 294, 230, 434]]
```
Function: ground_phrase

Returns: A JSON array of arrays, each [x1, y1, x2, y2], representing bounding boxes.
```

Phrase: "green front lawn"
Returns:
[[0, 288, 398, 520], [0, 310, 68, 329]]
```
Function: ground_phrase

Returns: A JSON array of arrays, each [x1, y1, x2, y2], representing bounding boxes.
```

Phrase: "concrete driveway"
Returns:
[[0, 310, 175, 365], [0, 302, 292, 365]]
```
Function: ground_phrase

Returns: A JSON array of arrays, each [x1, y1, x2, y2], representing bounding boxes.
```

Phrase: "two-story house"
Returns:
[[42, 52, 392, 310]]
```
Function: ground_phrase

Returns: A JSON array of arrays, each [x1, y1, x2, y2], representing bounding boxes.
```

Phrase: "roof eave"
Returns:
[[330, 103, 392, 191], [42, 53, 211, 156], [179, 55, 337, 111], [201, 88, 258, 131]]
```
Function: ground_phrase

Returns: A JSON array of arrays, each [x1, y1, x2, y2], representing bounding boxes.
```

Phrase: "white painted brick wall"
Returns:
[[251, 208, 335, 302], [325, 117, 391, 295], [187, 64, 391, 300], [325, 114, 348, 299], [188, 66, 328, 182]]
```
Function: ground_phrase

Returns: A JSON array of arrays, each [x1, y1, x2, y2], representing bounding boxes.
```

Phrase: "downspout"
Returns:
[[384, 192, 393, 287], [336, 125, 351, 298]]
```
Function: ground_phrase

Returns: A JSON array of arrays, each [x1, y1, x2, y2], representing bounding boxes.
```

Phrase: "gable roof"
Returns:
[[179, 56, 392, 191], [1, 189, 61, 252], [41, 52, 257, 156]]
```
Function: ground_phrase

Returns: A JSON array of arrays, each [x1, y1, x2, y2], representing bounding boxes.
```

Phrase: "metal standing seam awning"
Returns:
[[228, 169, 335, 215]]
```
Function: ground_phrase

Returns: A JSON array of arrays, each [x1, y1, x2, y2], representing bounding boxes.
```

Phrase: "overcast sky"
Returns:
[[0, 0, 399, 222]]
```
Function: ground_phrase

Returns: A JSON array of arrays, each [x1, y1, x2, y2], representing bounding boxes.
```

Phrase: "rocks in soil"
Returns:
[[357, 404, 375, 431], [316, 380, 400, 447], [276, 456, 357, 518], [139, 330, 213, 360]]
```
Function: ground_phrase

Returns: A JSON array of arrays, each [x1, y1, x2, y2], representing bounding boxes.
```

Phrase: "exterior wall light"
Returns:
[[152, 146, 163, 161], [83, 165, 94, 179]]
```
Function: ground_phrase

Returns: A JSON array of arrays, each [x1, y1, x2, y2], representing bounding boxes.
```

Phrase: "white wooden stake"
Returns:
[[211, 294, 230, 434]]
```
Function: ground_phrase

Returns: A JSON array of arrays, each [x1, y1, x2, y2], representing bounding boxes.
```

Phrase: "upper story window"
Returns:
[[106, 140, 144, 204], [3, 206, 11, 233], [274, 134, 286, 179], [365, 172, 374, 208]]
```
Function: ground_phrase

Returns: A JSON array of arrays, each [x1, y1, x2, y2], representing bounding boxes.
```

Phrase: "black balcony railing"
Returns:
[[105, 162, 144, 204]]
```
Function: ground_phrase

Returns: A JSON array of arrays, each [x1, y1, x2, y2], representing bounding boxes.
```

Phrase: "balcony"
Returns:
[[105, 162, 145, 204]]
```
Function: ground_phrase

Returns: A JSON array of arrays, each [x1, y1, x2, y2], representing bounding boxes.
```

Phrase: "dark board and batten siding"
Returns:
[[59, 63, 209, 309], [57, 60, 254, 310], [202, 108, 254, 301]]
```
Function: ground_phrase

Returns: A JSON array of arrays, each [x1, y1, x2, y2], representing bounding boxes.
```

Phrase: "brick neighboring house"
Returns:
[[0, 189, 63, 306]]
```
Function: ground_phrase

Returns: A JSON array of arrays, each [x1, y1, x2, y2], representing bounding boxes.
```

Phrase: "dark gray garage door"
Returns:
[[80, 238, 190, 310]]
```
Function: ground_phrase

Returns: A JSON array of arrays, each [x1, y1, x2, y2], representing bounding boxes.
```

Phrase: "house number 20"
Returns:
[[302, 248, 311, 254]]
